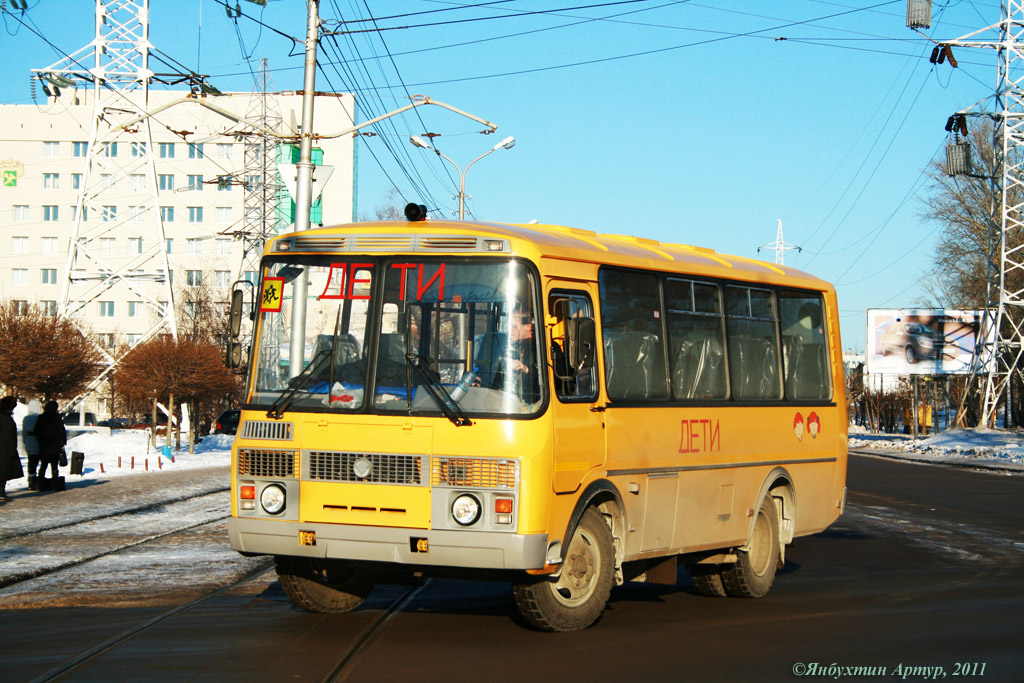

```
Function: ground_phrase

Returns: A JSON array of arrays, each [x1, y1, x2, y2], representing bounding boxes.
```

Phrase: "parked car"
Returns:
[[98, 417, 130, 428], [129, 414, 176, 434], [62, 412, 98, 427], [879, 321, 949, 364], [215, 409, 241, 435]]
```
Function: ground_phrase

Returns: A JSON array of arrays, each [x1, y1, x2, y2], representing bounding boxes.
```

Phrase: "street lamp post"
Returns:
[[409, 135, 515, 219]]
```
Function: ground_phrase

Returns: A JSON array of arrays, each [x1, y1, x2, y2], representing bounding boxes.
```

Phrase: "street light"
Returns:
[[409, 135, 515, 219]]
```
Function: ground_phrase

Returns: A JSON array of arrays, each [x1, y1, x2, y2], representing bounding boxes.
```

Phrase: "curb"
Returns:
[[849, 447, 1024, 474]]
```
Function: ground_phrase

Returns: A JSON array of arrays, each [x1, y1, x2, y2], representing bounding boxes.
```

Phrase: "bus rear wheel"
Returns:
[[513, 508, 614, 632], [275, 556, 373, 613], [689, 564, 727, 597], [722, 496, 779, 598]]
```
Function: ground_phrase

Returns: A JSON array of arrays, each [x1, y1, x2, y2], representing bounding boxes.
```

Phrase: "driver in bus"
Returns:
[[488, 302, 540, 405]]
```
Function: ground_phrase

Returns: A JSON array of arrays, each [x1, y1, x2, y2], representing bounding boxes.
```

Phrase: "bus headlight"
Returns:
[[451, 494, 481, 526], [260, 484, 287, 515]]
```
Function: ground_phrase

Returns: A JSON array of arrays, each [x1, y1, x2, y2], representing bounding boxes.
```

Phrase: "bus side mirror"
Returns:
[[227, 341, 245, 369], [229, 289, 244, 338], [566, 317, 596, 370]]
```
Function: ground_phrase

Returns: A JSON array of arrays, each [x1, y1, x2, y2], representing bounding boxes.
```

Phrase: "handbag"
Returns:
[[59, 448, 68, 467]]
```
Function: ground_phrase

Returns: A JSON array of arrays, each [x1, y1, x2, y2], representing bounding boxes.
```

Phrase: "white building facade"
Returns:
[[0, 89, 354, 413]]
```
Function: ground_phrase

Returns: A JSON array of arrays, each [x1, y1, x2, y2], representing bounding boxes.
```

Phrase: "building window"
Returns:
[[14, 300, 29, 315], [11, 236, 28, 254], [102, 142, 118, 158], [102, 206, 117, 222], [184, 301, 202, 318], [128, 237, 143, 254], [98, 301, 115, 317], [41, 300, 58, 316], [131, 142, 147, 157], [73, 141, 88, 157], [159, 142, 175, 158], [43, 173, 60, 189], [214, 270, 231, 287], [43, 141, 60, 157], [42, 205, 59, 222], [128, 206, 144, 223], [186, 238, 203, 255], [158, 174, 174, 191], [216, 206, 232, 224], [215, 238, 231, 255], [39, 268, 57, 285], [100, 238, 115, 254], [72, 173, 82, 189], [188, 207, 203, 223], [13, 205, 29, 222], [160, 206, 174, 222], [216, 143, 233, 160], [186, 270, 203, 286], [101, 174, 114, 189], [128, 301, 142, 317], [188, 142, 204, 159], [217, 176, 232, 191], [165, 238, 174, 254], [12, 269, 28, 286], [99, 333, 116, 348], [244, 270, 258, 284], [127, 333, 142, 346], [129, 174, 146, 191], [41, 237, 58, 253], [71, 205, 88, 222], [187, 174, 203, 190]]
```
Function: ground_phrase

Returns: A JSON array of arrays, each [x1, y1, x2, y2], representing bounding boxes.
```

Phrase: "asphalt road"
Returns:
[[3, 454, 1022, 682]]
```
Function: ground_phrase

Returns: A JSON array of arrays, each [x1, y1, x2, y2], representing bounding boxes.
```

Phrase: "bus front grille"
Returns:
[[238, 448, 298, 478], [240, 420, 294, 441], [307, 451, 425, 485], [431, 457, 519, 490]]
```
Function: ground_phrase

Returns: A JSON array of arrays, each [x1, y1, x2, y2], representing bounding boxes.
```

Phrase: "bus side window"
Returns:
[[549, 293, 597, 401], [725, 286, 782, 400], [779, 291, 831, 400], [665, 279, 727, 399], [598, 270, 669, 401]]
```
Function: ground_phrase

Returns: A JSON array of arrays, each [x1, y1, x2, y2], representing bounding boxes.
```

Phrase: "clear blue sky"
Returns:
[[0, 1, 1004, 351]]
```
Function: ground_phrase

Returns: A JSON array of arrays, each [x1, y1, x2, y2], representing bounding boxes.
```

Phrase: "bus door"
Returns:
[[547, 286, 605, 493]]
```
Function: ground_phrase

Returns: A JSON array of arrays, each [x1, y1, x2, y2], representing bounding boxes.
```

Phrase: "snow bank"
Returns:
[[849, 425, 1024, 468]]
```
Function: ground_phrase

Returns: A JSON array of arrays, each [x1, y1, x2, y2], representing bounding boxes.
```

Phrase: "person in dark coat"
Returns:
[[0, 395, 23, 502], [34, 400, 67, 482]]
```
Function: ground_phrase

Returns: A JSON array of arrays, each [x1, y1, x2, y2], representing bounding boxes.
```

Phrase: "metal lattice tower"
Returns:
[[237, 59, 286, 282], [757, 219, 801, 265], [33, 0, 183, 406], [932, 1, 1024, 426]]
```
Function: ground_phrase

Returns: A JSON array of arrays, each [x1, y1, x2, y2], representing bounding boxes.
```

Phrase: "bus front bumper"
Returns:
[[228, 517, 548, 571]]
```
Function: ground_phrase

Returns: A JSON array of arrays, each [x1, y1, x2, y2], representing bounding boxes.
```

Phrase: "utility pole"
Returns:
[[920, 1, 1024, 426], [757, 219, 801, 265]]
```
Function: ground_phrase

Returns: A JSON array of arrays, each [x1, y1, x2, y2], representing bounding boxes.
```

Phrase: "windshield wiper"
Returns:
[[405, 354, 472, 427], [267, 349, 331, 419]]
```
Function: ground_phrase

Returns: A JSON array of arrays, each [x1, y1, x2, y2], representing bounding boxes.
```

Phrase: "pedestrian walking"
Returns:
[[34, 400, 67, 486], [0, 395, 24, 502], [21, 399, 42, 490]]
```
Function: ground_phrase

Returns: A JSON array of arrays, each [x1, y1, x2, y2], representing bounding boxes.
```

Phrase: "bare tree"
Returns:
[[360, 187, 406, 222]]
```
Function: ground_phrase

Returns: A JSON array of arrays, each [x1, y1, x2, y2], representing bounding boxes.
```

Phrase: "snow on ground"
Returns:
[[849, 424, 1024, 469], [7, 429, 233, 492]]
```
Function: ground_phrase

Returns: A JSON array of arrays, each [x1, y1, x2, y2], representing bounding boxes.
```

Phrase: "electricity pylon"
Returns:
[[757, 219, 801, 265], [33, 0, 195, 408], [924, 1, 1024, 426]]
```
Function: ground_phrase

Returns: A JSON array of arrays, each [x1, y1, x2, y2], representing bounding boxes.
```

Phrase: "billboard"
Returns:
[[865, 309, 987, 375]]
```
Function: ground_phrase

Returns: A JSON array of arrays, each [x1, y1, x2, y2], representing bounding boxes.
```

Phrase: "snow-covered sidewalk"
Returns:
[[849, 426, 1024, 473]]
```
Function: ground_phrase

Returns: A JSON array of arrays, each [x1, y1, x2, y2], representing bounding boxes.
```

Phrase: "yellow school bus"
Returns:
[[227, 212, 847, 631]]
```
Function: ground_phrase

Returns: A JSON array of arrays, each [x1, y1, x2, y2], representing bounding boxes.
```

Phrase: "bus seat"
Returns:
[[783, 335, 826, 399], [730, 336, 778, 399], [605, 331, 659, 400], [673, 332, 725, 399]]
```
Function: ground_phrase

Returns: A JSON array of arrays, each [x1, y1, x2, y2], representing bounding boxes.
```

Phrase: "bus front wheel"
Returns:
[[513, 507, 614, 631], [722, 496, 780, 598], [275, 556, 373, 613]]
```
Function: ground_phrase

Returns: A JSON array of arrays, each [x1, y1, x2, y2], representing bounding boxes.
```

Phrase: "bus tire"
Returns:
[[512, 507, 614, 631], [722, 496, 779, 598], [689, 564, 727, 597], [275, 556, 373, 613]]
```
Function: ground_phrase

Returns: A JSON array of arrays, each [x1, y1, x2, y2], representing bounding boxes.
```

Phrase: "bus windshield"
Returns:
[[249, 257, 545, 417]]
